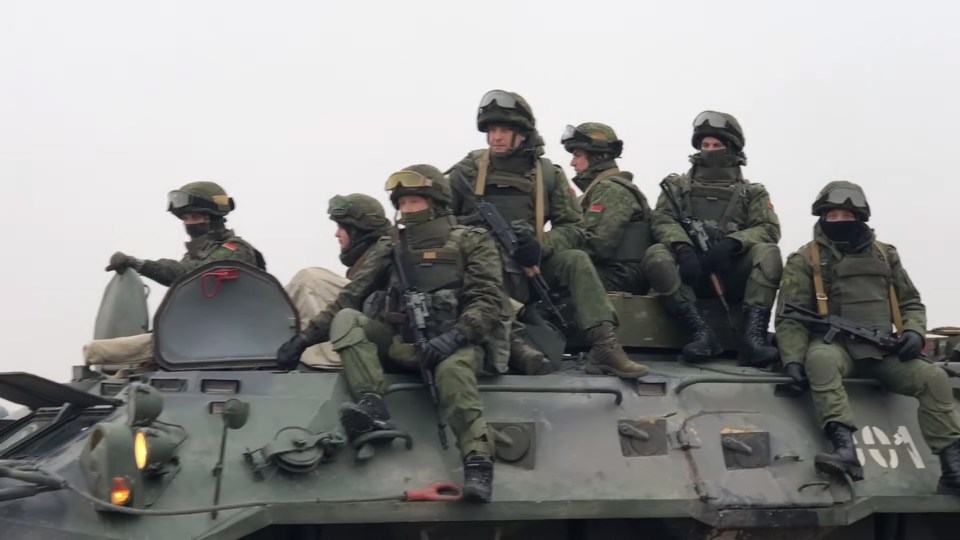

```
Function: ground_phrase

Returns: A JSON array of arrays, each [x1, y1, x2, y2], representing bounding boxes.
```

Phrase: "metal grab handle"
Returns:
[[674, 376, 881, 394], [387, 383, 623, 405]]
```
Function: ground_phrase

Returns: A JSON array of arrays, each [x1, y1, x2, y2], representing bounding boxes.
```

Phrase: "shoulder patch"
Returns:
[[222, 242, 238, 251], [588, 204, 604, 213]]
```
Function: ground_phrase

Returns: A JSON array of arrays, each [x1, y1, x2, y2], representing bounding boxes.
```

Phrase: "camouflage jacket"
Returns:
[[139, 228, 264, 287], [302, 222, 504, 345], [574, 162, 651, 261], [651, 167, 780, 251], [447, 148, 584, 258], [775, 225, 926, 365]]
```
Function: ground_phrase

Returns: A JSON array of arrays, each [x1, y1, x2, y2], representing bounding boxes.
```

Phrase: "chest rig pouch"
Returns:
[[830, 251, 894, 359], [685, 182, 745, 242], [607, 177, 653, 263], [390, 218, 465, 339]]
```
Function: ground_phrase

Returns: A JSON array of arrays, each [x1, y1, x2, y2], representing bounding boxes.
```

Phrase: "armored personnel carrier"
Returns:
[[1, 261, 958, 539]]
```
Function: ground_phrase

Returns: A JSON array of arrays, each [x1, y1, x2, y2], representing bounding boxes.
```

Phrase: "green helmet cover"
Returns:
[[328, 193, 390, 233], [562, 122, 623, 157], [476, 90, 536, 133], [691, 110, 745, 152], [168, 181, 234, 217], [812, 180, 871, 221], [388, 164, 452, 208]]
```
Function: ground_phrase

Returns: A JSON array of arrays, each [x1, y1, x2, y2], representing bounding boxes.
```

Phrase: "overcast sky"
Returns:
[[1, 0, 958, 403]]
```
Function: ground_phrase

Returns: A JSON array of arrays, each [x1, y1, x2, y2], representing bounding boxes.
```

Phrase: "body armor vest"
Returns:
[[683, 181, 747, 242], [802, 242, 895, 360], [391, 216, 465, 338], [585, 174, 653, 263]]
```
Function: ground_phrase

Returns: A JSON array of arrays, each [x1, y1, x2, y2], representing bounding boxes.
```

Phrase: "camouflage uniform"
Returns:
[[643, 111, 782, 365], [775, 181, 960, 492], [328, 193, 392, 279], [563, 123, 652, 294], [106, 181, 264, 286], [276, 165, 499, 503], [447, 90, 647, 379]]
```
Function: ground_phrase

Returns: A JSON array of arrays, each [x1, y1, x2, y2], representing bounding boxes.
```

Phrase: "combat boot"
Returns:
[[584, 322, 649, 379], [339, 393, 394, 442], [937, 439, 960, 495], [815, 421, 864, 481], [509, 340, 554, 375], [462, 452, 494, 503], [674, 302, 722, 362], [738, 306, 779, 367]]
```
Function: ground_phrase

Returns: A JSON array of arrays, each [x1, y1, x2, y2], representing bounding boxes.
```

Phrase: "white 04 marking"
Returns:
[[853, 425, 925, 469]]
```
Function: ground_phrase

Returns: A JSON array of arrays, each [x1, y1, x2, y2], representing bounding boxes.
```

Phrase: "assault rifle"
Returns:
[[659, 180, 736, 329], [451, 179, 569, 328], [780, 303, 900, 350], [391, 243, 449, 450]]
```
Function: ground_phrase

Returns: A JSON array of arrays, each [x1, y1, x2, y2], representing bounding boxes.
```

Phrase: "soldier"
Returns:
[[106, 181, 265, 283], [562, 123, 653, 294], [329, 194, 392, 279], [447, 89, 648, 379], [283, 194, 393, 370], [644, 111, 781, 366], [775, 181, 960, 493], [275, 165, 499, 502]]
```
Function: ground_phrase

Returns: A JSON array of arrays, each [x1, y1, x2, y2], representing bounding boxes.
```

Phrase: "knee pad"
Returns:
[[641, 244, 682, 295], [805, 346, 845, 391], [922, 366, 955, 409], [329, 308, 369, 352]]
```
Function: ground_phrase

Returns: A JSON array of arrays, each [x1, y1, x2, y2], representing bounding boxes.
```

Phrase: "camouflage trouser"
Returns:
[[805, 341, 960, 453], [642, 242, 782, 309], [541, 249, 618, 331], [329, 308, 493, 459], [596, 261, 648, 295]]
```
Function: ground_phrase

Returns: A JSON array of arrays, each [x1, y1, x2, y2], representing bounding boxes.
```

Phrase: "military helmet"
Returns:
[[167, 181, 234, 217], [691, 110, 745, 152], [385, 164, 452, 208], [562, 123, 623, 158], [327, 194, 389, 233], [476, 89, 536, 133], [812, 180, 871, 221]]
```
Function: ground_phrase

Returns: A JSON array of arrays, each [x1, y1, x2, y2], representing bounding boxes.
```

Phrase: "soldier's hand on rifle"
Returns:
[[673, 244, 702, 285], [896, 331, 924, 362], [700, 237, 740, 272], [276, 334, 309, 369], [105, 251, 140, 273], [782, 362, 809, 396], [514, 231, 541, 268], [422, 327, 468, 368]]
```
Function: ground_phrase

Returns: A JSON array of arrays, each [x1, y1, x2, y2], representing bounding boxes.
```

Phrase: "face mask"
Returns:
[[185, 222, 211, 238], [398, 208, 434, 227], [699, 149, 738, 168], [820, 219, 870, 247]]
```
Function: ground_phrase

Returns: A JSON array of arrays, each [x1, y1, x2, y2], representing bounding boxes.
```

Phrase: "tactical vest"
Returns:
[[391, 216, 466, 338], [582, 171, 653, 263], [466, 149, 557, 236], [677, 178, 750, 242], [800, 241, 898, 360]]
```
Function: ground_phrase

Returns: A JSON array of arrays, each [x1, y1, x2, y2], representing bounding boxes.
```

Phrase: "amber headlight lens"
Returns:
[[134, 430, 148, 470]]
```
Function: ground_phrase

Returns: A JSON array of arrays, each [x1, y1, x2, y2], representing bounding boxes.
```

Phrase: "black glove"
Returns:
[[422, 328, 469, 369], [896, 330, 924, 362], [513, 231, 541, 268], [700, 237, 740, 272], [673, 244, 702, 285], [276, 334, 309, 369], [781, 362, 809, 396], [105, 251, 139, 273]]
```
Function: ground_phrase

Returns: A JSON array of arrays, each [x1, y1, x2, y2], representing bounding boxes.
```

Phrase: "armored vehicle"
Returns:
[[1, 261, 959, 539]]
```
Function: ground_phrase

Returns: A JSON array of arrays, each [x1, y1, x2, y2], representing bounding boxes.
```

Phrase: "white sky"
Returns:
[[1, 0, 958, 400]]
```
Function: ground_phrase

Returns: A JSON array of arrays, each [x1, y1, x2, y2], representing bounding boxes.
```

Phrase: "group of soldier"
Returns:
[[103, 89, 960, 503]]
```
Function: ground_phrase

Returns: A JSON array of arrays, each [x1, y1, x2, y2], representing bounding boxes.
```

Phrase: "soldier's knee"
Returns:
[[919, 365, 955, 409], [329, 308, 369, 352], [805, 346, 844, 391], [548, 249, 592, 269], [750, 243, 784, 286], [642, 244, 681, 294], [435, 348, 477, 383]]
